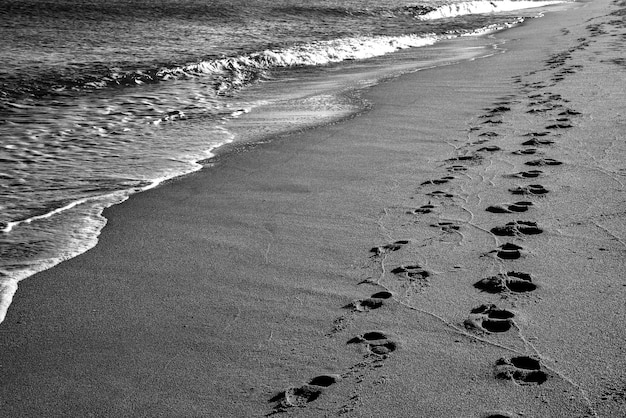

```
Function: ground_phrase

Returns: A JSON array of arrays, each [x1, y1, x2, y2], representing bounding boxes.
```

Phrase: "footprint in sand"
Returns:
[[512, 148, 538, 155], [495, 356, 548, 384], [348, 331, 398, 357], [270, 374, 342, 409], [391, 264, 431, 292], [370, 240, 409, 257], [486, 201, 534, 214], [509, 184, 549, 195], [525, 158, 563, 166], [477, 145, 502, 152], [526, 107, 552, 114], [427, 190, 455, 199], [481, 106, 512, 118], [490, 221, 543, 237], [523, 131, 551, 138], [486, 243, 527, 260], [464, 304, 515, 333], [479, 131, 499, 137], [447, 165, 467, 172], [521, 138, 554, 146], [474, 271, 536, 293], [481, 412, 517, 418], [431, 221, 461, 233], [346, 291, 394, 312], [408, 203, 437, 215], [546, 122, 573, 129], [507, 169, 543, 178], [421, 176, 455, 186], [446, 154, 483, 164], [391, 264, 430, 280], [559, 109, 581, 116]]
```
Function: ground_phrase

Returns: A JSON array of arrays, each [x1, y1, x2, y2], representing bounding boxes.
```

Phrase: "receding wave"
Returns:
[[416, 0, 567, 20]]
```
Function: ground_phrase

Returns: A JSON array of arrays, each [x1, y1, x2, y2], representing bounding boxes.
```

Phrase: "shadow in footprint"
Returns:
[[481, 412, 516, 418], [509, 184, 549, 195], [270, 374, 342, 411], [525, 158, 563, 166], [474, 271, 536, 293], [431, 221, 460, 233], [427, 190, 455, 199], [546, 123, 573, 129], [512, 148, 538, 155], [408, 203, 437, 215], [495, 356, 548, 384], [348, 331, 398, 357], [391, 265, 430, 281], [421, 176, 455, 186], [521, 138, 555, 146], [485, 243, 527, 260], [491, 221, 543, 236], [446, 154, 483, 164], [477, 145, 502, 152], [346, 291, 393, 312], [465, 304, 515, 333], [447, 165, 467, 172], [523, 131, 551, 137], [479, 131, 499, 137], [507, 169, 543, 179], [370, 240, 409, 257], [486, 201, 534, 214]]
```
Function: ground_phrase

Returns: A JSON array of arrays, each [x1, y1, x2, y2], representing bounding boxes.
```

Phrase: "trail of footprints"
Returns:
[[270, 48, 587, 415]]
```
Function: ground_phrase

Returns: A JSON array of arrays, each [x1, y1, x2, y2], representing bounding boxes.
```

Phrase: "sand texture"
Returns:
[[1, 0, 625, 417]]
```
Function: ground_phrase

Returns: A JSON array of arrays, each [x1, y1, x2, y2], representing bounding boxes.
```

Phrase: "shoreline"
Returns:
[[2, 0, 625, 416]]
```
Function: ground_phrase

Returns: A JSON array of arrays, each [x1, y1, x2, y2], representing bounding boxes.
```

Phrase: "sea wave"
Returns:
[[79, 33, 443, 94], [416, 0, 567, 20]]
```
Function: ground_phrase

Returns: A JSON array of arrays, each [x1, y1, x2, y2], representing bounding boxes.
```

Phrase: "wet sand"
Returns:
[[1, 0, 625, 416]]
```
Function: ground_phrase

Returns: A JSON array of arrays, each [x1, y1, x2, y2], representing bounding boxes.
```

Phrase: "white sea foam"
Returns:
[[417, 0, 567, 20], [154, 34, 443, 92]]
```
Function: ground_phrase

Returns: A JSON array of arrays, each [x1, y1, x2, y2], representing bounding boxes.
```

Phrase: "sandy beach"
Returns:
[[1, 0, 625, 417]]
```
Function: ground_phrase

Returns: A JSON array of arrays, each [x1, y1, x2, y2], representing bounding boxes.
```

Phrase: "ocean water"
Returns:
[[0, 0, 568, 322]]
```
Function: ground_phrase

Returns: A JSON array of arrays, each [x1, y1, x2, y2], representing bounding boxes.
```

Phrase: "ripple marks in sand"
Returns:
[[465, 304, 515, 333], [495, 356, 548, 384], [474, 271, 536, 294]]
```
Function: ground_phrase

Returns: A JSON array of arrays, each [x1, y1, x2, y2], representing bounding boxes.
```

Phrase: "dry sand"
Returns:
[[1, 0, 625, 417]]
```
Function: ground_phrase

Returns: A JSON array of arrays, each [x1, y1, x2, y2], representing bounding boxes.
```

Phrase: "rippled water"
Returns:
[[0, 0, 567, 321]]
